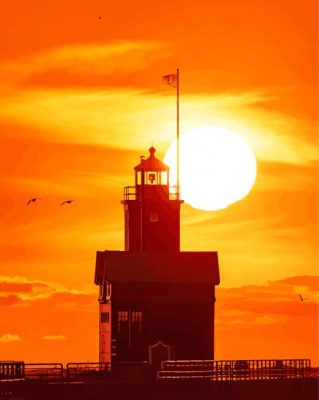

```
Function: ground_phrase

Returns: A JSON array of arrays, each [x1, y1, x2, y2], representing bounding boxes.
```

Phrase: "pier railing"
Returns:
[[0, 362, 111, 382], [0, 362, 64, 382], [24, 363, 64, 382], [157, 359, 312, 381], [0, 361, 24, 381], [66, 362, 111, 382], [0, 359, 312, 383]]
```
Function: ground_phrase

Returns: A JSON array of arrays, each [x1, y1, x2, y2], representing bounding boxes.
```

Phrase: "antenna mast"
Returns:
[[176, 68, 180, 200]]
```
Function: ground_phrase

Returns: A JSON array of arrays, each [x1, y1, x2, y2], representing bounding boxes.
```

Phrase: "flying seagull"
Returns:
[[60, 200, 75, 206], [27, 198, 41, 205], [299, 294, 308, 302]]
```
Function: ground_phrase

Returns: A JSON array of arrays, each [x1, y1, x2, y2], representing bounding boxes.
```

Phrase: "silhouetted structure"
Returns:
[[94, 147, 220, 363], [1, 152, 316, 400]]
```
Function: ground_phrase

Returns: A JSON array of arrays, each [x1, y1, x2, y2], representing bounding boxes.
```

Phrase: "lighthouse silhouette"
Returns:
[[94, 146, 220, 364]]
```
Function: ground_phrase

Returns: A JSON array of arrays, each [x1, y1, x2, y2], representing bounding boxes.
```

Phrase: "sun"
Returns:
[[164, 126, 257, 211]]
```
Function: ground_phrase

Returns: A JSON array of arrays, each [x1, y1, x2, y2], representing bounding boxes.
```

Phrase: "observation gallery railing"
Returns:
[[123, 186, 180, 201]]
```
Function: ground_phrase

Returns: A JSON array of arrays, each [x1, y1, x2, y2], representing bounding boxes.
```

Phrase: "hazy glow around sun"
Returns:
[[164, 126, 257, 211]]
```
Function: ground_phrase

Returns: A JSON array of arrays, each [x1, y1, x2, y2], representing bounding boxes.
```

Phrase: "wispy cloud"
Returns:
[[216, 275, 319, 322], [215, 275, 319, 360], [276, 275, 319, 292], [0, 275, 93, 306], [43, 335, 67, 341], [255, 315, 279, 326], [0, 41, 170, 87], [0, 88, 316, 167], [0, 41, 316, 171], [0, 333, 21, 343]]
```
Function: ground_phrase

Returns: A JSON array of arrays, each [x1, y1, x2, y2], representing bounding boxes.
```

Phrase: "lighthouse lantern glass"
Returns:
[[136, 171, 142, 185], [161, 171, 168, 185], [136, 171, 169, 186]]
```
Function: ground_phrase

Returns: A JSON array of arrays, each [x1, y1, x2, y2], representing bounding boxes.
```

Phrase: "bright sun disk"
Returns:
[[164, 126, 257, 211]]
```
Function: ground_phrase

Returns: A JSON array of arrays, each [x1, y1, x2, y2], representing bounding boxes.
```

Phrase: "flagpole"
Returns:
[[176, 68, 180, 200]]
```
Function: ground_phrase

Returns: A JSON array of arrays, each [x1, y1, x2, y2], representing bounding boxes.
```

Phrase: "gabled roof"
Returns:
[[95, 250, 219, 285], [134, 147, 169, 172]]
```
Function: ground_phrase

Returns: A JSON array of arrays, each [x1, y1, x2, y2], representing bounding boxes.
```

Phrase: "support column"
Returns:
[[99, 283, 112, 363]]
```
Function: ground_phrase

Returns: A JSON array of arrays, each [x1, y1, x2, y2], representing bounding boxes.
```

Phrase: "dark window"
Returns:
[[101, 312, 109, 323], [117, 310, 129, 332], [118, 310, 129, 322], [132, 311, 143, 333], [117, 310, 143, 333]]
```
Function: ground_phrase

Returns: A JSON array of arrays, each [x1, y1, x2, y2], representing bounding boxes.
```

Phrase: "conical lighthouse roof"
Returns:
[[134, 146, 169, 171]]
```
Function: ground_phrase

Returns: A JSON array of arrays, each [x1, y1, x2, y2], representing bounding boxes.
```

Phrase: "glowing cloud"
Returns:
[[0, 41, 170, 85], [0, 86, 316, 168], [43, 335, 67, 341], [0, 333, 21, 343]]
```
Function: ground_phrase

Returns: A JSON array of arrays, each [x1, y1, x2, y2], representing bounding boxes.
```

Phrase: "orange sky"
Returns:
[[0, 0, 318, 364]]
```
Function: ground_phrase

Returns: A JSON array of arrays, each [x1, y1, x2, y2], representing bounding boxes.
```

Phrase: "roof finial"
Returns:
[[149, 146, 156, 156]]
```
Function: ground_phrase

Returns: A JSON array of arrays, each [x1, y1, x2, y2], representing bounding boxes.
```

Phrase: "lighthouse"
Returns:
[[94, 146, 220, 363]]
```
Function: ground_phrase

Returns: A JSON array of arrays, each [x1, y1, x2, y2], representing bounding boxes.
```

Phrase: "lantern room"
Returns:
[[135, 147, 169, 186]]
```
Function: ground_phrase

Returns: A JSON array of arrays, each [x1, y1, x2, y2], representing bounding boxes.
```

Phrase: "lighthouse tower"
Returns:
[[95, 147, 220, 363]]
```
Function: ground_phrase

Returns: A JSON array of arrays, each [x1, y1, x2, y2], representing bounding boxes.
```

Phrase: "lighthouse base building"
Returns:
[[94, 147, 220, 363]]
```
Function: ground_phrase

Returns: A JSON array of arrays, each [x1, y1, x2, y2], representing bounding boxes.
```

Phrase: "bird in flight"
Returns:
[[27, 198, 41, 205], [299, 294, 308, 302], [60, 200, 75, 206]]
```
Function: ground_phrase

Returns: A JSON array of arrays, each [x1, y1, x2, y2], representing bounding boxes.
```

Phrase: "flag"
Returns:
[[162, 73, 177, 88]]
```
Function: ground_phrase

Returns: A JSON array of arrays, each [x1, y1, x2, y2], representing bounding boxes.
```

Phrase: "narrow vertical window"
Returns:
[[132, 311, 143, 333], [101, 312, 109, 323], [117, 310, 129, 332]]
